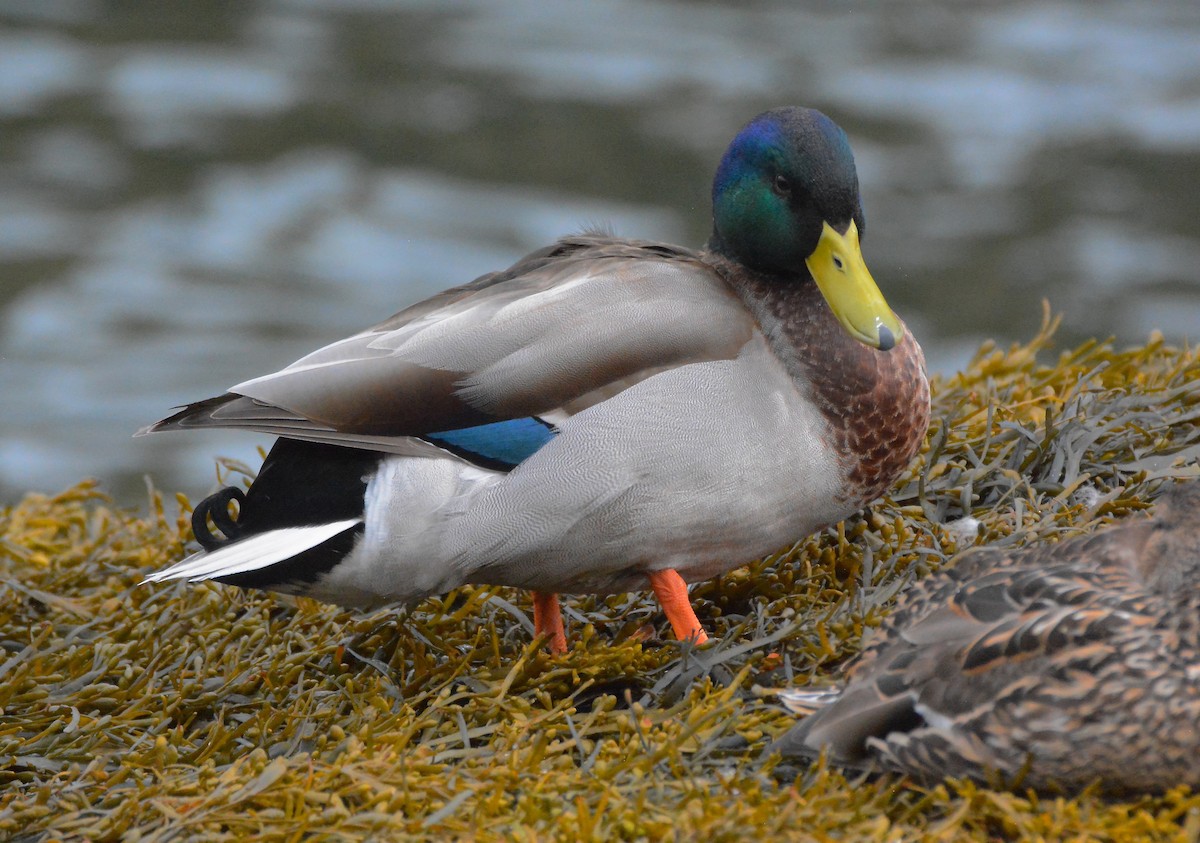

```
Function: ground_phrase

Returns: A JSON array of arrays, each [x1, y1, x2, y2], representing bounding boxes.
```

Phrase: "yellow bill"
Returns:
[[805, 220, 903, 351]]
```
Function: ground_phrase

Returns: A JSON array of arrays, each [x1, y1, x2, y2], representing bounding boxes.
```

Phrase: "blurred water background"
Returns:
[[2, 0, 1199, 506]]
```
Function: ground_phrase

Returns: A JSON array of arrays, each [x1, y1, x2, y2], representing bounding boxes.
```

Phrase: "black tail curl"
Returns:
[[183, 438, 382, 591], [192, 486, 248, 550], [188, 438, 382, 553]]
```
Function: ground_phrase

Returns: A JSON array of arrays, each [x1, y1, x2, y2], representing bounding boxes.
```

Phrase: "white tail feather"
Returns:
[[142, 519, 361, 584], [778, 687, 842, 716]]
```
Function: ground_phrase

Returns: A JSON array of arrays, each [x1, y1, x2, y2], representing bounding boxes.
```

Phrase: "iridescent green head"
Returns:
[[710, 107, 902, 351]]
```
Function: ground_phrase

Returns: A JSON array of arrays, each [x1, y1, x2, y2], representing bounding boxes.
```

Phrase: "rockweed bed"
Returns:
[[4, 312, 1200, 841]]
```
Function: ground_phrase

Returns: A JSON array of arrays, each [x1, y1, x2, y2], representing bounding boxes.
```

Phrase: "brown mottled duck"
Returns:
[[774, 482, 1200, 794]]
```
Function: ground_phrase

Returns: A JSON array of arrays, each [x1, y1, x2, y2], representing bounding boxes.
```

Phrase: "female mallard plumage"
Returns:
[[773, 482, 1200, 794], [139, 107, 930, 653]]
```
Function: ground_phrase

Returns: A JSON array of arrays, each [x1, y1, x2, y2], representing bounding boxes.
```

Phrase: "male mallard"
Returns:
[[139, 107, 930, 653], [773, 482, 1200, 794]]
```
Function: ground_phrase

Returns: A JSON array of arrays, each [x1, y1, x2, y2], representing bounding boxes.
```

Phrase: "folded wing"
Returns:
[[140, 236, 755, 450]]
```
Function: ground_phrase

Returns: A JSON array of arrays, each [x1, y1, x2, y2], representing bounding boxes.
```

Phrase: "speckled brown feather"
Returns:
[[710, 254, 930, 508], [775, 482, 1200, 795]]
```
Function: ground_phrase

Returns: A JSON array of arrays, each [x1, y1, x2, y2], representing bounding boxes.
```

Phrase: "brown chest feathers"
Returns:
[[725, 267, 930, 507]]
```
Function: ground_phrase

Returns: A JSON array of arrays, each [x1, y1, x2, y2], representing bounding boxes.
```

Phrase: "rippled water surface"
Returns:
[[2, 0, 1199, 504]]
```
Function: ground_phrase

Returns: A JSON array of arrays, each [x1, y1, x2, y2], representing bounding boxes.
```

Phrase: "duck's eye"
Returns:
[[772, 174, 791, 196]]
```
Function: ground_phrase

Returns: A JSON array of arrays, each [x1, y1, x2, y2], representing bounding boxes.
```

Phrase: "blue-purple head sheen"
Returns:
[[710, 107, 865, 275]]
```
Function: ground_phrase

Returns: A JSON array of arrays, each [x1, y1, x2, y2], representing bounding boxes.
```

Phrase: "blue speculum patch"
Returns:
[[424, 417, 556, 470]]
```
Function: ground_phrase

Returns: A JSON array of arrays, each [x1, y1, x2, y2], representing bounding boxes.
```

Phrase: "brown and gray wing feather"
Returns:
[[775, 534, 1151, 768], [139, 236, 755, 449]]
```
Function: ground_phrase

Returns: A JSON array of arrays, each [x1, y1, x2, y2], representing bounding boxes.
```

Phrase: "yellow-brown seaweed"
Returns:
[[4, 313, 1200, 840]]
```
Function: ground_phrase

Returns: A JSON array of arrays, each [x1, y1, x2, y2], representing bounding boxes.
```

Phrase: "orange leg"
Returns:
[[532, 591, 567, 654], [647, 569, 709, 645]]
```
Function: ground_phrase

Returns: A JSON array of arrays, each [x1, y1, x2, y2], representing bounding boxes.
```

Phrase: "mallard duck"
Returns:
[[138, 107, 930, 653], [772, 482, 1200, 794]]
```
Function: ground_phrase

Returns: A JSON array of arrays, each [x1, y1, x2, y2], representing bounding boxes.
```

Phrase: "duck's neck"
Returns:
[[706, 250, 931, 505], [713, 259, 847, 377]]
